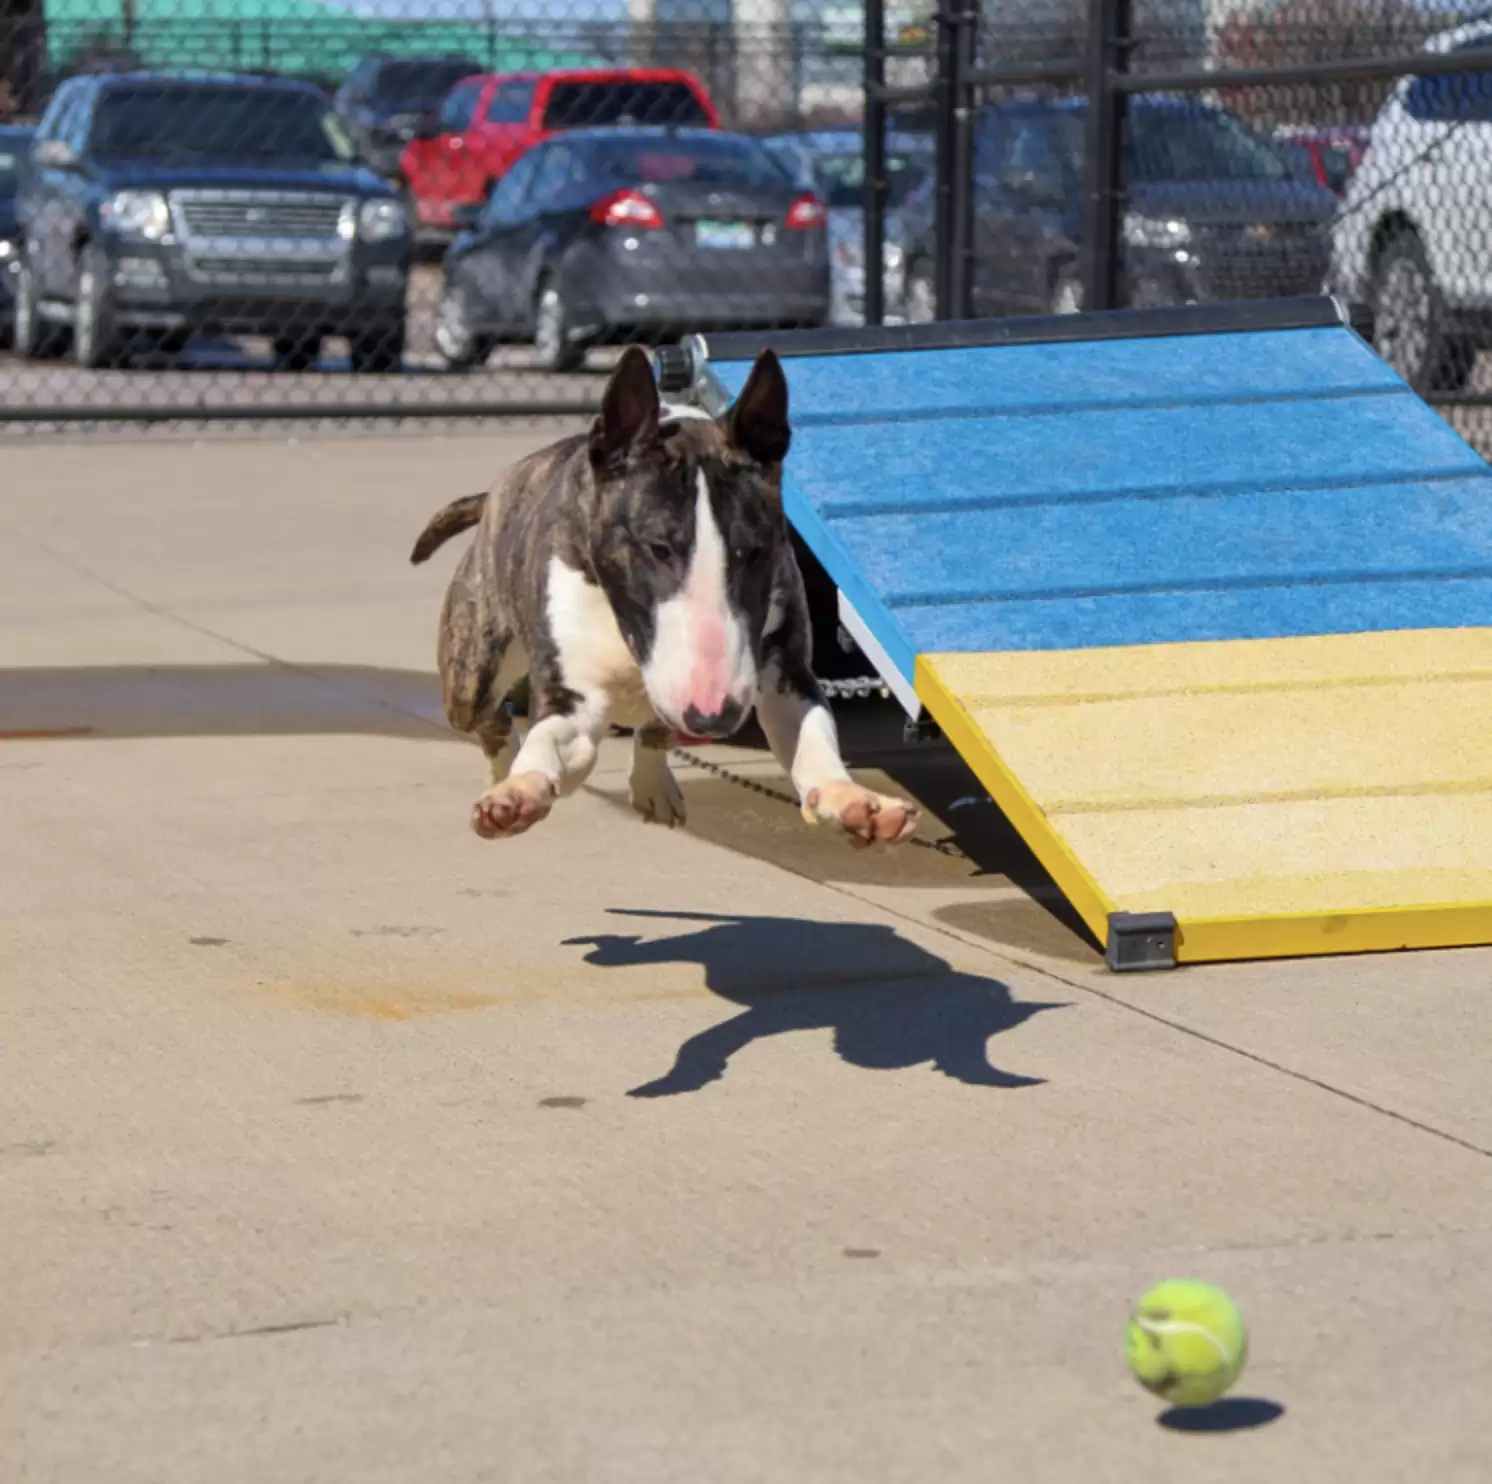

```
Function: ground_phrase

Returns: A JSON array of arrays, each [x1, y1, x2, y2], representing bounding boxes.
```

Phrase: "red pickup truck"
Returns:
[[400, 67, 720, 234]]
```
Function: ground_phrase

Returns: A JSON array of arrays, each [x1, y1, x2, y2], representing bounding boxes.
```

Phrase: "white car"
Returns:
[[759, 129, 934, 325], [1331, 18, 1492, 390]]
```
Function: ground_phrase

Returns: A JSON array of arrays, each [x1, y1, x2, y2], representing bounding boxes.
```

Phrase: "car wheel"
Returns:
[[904, 259, 936, 323], [349, 324, 406, 374], [1372, 230, 1470, 392], [73, 245, 126, 369], [532, 279, 584, 373], [434, 280, 493, 369], [273, 334, 322, 372], [1050, 264, 1084, 315], [12, 259, 68, 359]]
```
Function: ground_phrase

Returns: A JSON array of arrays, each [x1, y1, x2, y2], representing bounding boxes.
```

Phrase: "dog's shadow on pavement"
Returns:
[[563, 909, 1066, 1098]]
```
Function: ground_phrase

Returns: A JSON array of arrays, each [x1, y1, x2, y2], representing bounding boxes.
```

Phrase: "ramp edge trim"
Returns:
[[1176, 900, 1492, 964]]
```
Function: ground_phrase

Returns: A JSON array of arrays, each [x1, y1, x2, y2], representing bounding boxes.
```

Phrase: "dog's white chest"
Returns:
[[545, 556, 653, 724]]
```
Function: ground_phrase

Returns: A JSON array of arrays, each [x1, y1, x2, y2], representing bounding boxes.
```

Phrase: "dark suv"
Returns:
[[333, 55, 482, 179], [13, 72, 412, 370], [896, 96, 1337, 318]]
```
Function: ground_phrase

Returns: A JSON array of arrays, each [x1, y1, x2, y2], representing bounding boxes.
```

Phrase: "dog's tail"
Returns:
[[409, 492, 487, 564]]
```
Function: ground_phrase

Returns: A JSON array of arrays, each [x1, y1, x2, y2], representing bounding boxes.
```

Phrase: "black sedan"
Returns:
[[433, 126, 831, 372]]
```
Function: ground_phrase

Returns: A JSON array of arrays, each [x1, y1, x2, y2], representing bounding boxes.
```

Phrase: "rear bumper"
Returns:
[[566, 247, 831, 335]]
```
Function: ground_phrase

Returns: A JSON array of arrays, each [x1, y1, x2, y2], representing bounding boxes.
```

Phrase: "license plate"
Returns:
[[695, 219, 755, 250]]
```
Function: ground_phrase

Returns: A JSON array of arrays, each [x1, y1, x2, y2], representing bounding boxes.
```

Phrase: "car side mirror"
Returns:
[[34, 139, 79, 170], [451, 202, 481, 230]]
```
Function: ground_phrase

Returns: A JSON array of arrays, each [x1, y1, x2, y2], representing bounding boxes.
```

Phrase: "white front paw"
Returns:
[[803, 780, 919, 848]]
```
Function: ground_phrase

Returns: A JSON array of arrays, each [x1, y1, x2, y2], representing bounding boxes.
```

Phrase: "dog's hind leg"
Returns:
[[629, 722, 686, 828]]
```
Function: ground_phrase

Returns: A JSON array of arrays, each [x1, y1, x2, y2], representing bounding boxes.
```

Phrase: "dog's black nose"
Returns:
[[682, 699, 746, 738]]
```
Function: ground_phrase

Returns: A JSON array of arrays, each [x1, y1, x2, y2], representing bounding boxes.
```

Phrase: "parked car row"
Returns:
[[14, 16, 1492, 391], [4, 69, 832, 372]]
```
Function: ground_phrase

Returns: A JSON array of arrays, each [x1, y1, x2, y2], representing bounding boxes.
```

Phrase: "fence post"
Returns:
[[863, 0, 886, 326], [951, 0, 977, 318], [1080, 0, 1130, 310], [933, 0, 959, 319]]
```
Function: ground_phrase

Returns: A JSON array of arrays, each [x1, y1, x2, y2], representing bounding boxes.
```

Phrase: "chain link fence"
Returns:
[[0, 0, 880, 421], [5, 0, 1492, 449], [866, 0, 1492, 454]]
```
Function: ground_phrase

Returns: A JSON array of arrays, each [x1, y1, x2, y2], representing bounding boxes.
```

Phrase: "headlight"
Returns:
[[100, 190, 170, 241], [358, 198, 408, 242], [883, 242, 904, 272], [0, 237, 15, 260], [1123, 214, 1192, 248]]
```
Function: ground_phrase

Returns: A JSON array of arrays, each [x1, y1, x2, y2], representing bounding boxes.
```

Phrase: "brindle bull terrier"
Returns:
[[410, 344, 918, 848]]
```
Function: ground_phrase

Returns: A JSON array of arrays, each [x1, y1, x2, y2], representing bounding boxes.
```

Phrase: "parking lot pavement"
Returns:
[[3, 431, 1489, 1483]]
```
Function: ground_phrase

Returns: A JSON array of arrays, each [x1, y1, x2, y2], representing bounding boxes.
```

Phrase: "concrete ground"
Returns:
[[2, 428, 1489, 1484]]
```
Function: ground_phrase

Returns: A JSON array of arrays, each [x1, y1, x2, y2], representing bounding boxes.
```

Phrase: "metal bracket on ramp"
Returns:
[[1105, 912, 1179, 973]]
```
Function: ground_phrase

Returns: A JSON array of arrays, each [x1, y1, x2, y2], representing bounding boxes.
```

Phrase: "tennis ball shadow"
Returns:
[[1158, 1397, 1285, 1433]]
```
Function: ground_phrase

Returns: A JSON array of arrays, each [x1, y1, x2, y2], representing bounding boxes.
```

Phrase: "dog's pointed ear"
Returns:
[[590, 346, 660, 471], [725, 349, 790, 467]]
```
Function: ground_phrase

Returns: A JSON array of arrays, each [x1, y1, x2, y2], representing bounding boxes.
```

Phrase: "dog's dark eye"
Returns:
[[648, 541, 674, 563], [734, 543, 767, 565]]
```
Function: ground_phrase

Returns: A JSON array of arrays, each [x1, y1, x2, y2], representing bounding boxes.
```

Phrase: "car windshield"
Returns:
[[581, 135, 792, 190], [801, 147, 932, 208], [1010, 107, 1289, 187], [372, 60, 479, 107], [1127, 108, 1290, 182], [544, 81, 710, 129], [90, 86, 356, 164]]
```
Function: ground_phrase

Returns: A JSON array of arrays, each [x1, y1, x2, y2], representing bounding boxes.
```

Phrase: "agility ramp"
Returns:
[[658, 298, 1492, 970]]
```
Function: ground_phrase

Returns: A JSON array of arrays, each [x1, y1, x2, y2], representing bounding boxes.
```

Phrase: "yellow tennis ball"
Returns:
[[1125, 1279, 1247, 1408]]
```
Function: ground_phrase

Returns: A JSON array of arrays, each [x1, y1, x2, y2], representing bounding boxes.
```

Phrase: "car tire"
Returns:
[[349, 324, 406, 374], [532, 278, 584, 373], [1372, 230, 1471, 392], [904, 258, 936, 324], [434, 279, 494, 369], [1050, 263, 1084, 315], [132, 328, 192, 366], [73, 245, 126, 369], [273, 334, 322, 372], [12, 259, 68, 359]]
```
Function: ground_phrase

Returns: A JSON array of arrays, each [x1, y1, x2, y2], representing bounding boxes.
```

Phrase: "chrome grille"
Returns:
[[188, 257, 342, 285], [171, 191, 349, 241]]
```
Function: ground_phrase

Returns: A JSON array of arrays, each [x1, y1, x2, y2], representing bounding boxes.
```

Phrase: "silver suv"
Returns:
[[1331, 18, 1492, 390]]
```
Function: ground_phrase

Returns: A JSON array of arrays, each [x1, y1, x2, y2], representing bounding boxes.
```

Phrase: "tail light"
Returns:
[[785, 193, 827, 231], [590, 187, 664, 230]]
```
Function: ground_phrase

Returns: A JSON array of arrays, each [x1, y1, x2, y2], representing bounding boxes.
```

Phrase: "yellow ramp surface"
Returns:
[[917, 629, 1492, 964]]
